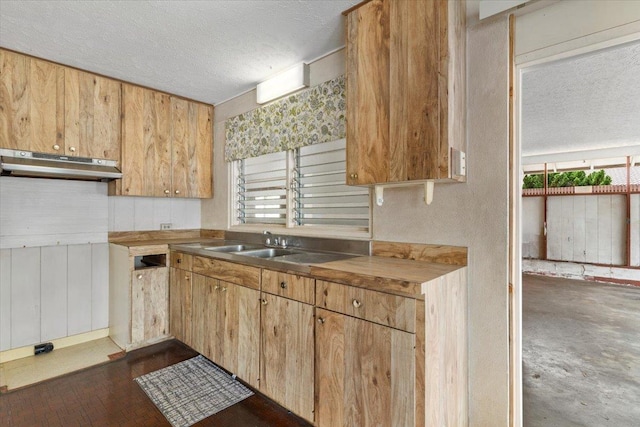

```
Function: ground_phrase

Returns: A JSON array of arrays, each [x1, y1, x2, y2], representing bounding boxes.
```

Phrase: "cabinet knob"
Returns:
[[261, 299, 268, 305], [177, 258, 182, 264], [280, 281, 287, 289], [137, 274, 143, 280], [164, 189, 170, 195], [317, 317, 325, 324], [221, 286, 227, 292], [53, 144, 60, 151], [175, 190, 180, 195], [69, 146, 76, 153], [352, 299, 362, 308], [185, 275, 189, 280], [214, 284, 220, 290]]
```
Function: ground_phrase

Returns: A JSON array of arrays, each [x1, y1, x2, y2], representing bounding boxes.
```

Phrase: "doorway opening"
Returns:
[[514, 36, 640, 426]]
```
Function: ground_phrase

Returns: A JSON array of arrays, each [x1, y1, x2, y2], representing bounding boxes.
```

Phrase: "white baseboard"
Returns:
[[0, 328, 110, 364]]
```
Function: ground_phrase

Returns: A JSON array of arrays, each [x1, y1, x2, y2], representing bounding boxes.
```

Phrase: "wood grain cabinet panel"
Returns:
[[170, 251, 193, 270], [192, 256, 260, 290], [0, 50, 64, 153], [261, 270, 315, 305], [169, 267, 192, 346], [316, 280, 416, 332], [315, 308, 415, 427], [130, 266, 169, 344], [260, 292, 315, 423], [345, 0, 466, 185], [64, 68, 121, 159], [171, 98, 213, 198], [191, 274, 260, 389], [117, 83, 172, 197], [1, 49, 121, 158], [113, 84, 212, 198]]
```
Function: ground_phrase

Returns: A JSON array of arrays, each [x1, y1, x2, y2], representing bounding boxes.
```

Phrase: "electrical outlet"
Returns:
[[160, 223, 172, 230]]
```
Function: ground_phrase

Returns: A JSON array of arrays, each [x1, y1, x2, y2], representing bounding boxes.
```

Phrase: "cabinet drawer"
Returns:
[[170, 251, 192, 270], [316, 280, 416, 333], [261, 270, 315, 305], [192, 256, 260, 290]]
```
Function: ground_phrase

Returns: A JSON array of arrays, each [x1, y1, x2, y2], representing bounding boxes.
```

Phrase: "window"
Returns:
[[233, 139, 370, 233]]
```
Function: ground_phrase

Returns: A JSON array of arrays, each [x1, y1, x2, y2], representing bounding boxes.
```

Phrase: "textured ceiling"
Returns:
[[0, 0, 362, 104], [522, 40, 640, 160]]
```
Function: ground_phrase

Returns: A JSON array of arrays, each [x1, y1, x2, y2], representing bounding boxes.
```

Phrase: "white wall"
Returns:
[[522, 197, 544, 259], [109, 196, 201, 232]]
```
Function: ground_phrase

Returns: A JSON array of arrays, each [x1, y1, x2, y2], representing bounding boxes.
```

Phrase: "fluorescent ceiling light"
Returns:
[[257, 63, 310, 104]]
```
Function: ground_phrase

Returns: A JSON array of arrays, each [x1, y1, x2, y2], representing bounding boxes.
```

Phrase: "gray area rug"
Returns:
[[135, 355, 254, 427]]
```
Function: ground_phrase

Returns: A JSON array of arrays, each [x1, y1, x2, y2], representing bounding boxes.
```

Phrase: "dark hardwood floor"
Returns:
[[0, 340, 312, 427]]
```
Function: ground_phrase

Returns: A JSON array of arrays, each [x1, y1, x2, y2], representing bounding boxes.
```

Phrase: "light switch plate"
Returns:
[[160, 223, 172, 230]]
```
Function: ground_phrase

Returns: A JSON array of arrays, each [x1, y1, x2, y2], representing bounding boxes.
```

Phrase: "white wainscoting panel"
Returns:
[[522, 197, 544, 259], [10, 247, 41, 348], [91, 243, 109, 330], [0, 249, 11, 351], [67, 244, 93, 336], [108, 196, 201, 231], [40, 245, 68, 341], [0, 177, 109, 249]]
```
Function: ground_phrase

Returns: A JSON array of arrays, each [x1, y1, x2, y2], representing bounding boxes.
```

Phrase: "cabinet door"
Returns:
[[345, 0, 390, 185], [131, 267, 169, 344], [64, 68, 121, 159], [190, 273, 218, 358], [315, 308, 415, 427], [171, 98, 213, 198], [261, 293, 315, 422], [119, 83, 171, 197], [169, 267, 192, 346], [220, 281, 260, 389], [0, 50, 64, 153]]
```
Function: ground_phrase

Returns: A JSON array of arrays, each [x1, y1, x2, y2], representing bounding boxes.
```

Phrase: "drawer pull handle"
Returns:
[[352, 299, 362, 308], [137, 274, 143, 279], [261, 299, 268, 305], [317, 317, 325, 324], [177, 258, 182, 264], [280, 281, 287, 289]]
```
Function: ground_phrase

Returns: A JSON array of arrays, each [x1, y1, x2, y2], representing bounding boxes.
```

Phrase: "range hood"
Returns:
[[0, 149, 122, 182]]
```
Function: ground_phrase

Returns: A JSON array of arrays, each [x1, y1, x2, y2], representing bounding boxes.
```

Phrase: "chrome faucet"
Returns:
[[263, 230, 287, 248]]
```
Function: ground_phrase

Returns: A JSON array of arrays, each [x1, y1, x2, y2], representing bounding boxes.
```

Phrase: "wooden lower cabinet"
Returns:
[[315, 308, 416, 427], [130, 267, 169, 345], [260, 292, 315, 423], [169, 267, 192, 347], [191, 273, 260, 389]]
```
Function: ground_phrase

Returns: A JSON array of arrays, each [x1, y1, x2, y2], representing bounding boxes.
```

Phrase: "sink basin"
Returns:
[[235, 248, 299, 258], [203, 244, 260, 252]]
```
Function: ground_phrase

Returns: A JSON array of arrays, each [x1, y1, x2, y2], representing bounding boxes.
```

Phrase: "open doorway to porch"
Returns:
[[517, 37, 640, 426]]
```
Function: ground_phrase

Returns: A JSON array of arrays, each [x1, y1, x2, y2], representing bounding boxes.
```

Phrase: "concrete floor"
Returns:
[[523, 274, 640, 426]]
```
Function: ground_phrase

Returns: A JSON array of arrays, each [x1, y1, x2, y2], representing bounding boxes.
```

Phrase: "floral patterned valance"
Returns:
[[225, 75, 345, 161]]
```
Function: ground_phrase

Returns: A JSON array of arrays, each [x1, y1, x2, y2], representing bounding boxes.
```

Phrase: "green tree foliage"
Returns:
[[522, 170, 612, 189]]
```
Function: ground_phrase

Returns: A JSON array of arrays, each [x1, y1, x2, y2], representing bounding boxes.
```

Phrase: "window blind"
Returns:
[[293, 139, 370, 229], [236, 151, 287, 225]]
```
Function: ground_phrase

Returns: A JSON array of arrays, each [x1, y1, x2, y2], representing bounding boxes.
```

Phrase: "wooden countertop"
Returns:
[[111, 236, 466, 299], [311, 256, 464, 298]]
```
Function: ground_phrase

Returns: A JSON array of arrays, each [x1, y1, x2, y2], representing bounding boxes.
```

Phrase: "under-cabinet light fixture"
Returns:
[[256, 63, 309, 104]]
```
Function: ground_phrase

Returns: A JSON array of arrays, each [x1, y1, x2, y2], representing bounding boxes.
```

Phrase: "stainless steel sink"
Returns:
[[203, 244, 261, 252], [235, 248, 299, 258]]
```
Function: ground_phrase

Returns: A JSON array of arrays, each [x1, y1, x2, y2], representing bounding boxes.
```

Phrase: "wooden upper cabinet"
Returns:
[[118, 83, 172, 197], [171, 98, 213, 198], [0, 50, 65, 153], [1, 49, 121, 158], [64, 68, 121, 159], [345, 0, 466, 185], [115, 83, 213, 198]]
